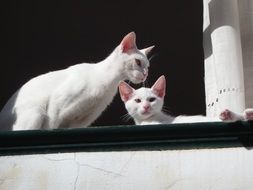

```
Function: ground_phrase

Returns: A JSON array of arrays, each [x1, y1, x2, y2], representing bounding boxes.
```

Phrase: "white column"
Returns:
[[203, 0, 245, 117], [238, 0, 253, 108]]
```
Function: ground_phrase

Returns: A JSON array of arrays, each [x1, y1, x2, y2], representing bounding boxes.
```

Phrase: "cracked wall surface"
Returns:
[[0, 147, 253, 190]]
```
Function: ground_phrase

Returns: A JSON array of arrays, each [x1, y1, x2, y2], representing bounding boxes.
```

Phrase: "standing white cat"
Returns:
[[119, 75, 253, 125], [0, 32, 154, 130]]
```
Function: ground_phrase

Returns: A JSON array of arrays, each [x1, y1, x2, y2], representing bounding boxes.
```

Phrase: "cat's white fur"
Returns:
[[119, 75, 253, 125], [0, 32, 154, 130]]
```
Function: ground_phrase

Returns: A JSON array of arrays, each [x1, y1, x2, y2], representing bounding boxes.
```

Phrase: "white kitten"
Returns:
[[0, 32, 154, 130], [119, 75, 253, 125]]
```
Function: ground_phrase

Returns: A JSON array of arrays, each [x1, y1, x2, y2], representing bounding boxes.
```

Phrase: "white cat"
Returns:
[[0, 32, 154, 130], [119, 75, 253, 125]]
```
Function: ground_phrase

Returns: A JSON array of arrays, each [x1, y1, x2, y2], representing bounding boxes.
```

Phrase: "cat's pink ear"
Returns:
[[151, 75, 166, 98], [120, 32, 137, 53], [140, 45, 155, 56], [118, 81, 135, 102]]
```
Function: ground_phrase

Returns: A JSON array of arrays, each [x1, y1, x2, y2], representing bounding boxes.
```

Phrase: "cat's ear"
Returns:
[[151, 75, 166, 98], [140, 45, 155, 56], [118, 81, 135, 102], [120, 32, 137, 53]]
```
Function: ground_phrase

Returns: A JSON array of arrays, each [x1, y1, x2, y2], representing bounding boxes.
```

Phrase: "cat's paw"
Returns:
[[243, 108, 253, 121], [219, 109, 235, 121]]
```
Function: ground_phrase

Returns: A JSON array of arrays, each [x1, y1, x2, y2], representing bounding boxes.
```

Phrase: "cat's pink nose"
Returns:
[[143, 104, 150, 110]]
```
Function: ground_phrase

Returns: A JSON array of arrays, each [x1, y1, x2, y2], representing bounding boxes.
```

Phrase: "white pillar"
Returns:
[[203, 0, 245, 117], [238, 0, 253, 108]]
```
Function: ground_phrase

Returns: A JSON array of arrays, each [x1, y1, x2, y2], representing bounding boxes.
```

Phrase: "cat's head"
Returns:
[[119, 75, 166, 121], [115, 32, 154, 84]]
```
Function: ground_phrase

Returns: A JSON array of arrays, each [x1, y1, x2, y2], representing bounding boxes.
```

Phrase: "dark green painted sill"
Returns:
[[0, 121, 253, 155]]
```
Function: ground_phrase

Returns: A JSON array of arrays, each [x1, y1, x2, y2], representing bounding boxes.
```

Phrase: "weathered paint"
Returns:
[[1, 147, 253, 190]]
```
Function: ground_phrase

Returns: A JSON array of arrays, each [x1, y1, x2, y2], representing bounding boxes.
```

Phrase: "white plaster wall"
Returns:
[[1, 147, 253, 190]]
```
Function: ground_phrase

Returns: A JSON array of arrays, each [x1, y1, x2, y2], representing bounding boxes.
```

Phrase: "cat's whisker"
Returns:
[[121, 113, 134, 122], [162, 108, 171, 112], [162, 106, 172, 114], [121, 113, 130, 120], [128, 111, 139, 120], [142, 79, 150, 88], [163, 105, 171, 110], [148, 53, 159, 63]]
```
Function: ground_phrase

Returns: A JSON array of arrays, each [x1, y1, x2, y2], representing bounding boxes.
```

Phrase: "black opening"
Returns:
[[4, 1, 204, 127]]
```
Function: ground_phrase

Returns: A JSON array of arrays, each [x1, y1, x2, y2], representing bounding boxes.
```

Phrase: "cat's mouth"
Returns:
[[140, 110, 153, 119], [129, 71, 147, 84], [135, 75, 146, 83], [141, 110, 151, 115]]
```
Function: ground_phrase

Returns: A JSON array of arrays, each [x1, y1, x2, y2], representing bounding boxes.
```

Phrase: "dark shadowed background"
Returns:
[[3, 0, 204, 126]]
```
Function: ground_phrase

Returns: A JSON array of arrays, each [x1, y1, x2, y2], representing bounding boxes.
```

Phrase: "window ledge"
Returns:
[[0, 121, 253, 155]]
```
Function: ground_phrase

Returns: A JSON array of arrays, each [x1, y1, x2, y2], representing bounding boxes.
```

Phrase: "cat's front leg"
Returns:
[[13, 109, 45, 130], [46, 79, 80, 129], [46, 90, 89, 129], [219, 109, 244, 122], [46, 104, 64, 129]]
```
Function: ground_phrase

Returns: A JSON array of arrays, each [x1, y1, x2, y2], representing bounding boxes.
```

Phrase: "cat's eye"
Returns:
[[149, 97, 156, 102], [135, 59, 142, 67], [134, 98, 141, 103]]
